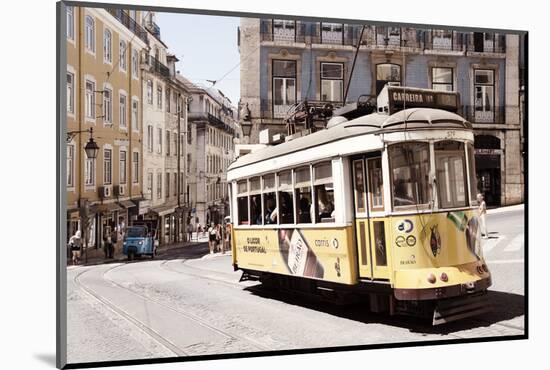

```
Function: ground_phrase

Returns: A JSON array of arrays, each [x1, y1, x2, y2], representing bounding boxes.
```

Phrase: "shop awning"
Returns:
[[118, 200, 136, 209], [91, 202, 123, 214], [151, 205, 176, 217]]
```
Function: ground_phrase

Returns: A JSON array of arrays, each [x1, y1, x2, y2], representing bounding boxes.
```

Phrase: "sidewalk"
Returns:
[[487, 203, 524, 215]]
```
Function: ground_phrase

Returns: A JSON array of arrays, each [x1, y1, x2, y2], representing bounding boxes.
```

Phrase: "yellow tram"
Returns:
[[227, 86, 491, 325]]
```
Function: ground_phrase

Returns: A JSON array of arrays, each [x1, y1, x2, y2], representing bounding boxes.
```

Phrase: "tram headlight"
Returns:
[[440, 272, 449, 282], [427, 273, 437, 284]]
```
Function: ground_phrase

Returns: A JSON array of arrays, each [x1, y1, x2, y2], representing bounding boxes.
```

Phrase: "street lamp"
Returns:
[[240, 103, 252, 138]]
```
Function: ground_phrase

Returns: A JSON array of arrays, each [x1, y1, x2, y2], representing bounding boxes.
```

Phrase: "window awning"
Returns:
[[91, 203, 123, 214], [118, 200, 136, 209], [151, 205, 176, 217]]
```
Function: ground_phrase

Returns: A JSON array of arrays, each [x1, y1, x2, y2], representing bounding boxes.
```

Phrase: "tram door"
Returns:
[[352, 155, 390, 280]]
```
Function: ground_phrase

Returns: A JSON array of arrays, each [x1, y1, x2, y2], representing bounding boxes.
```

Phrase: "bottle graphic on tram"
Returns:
[[278, 229, 324, 278]]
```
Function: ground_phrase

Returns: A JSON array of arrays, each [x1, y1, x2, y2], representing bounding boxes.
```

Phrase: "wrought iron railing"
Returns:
[[144, 54, 170, 78], [463, 105, 506, 124], [105, 8, 148, 44]]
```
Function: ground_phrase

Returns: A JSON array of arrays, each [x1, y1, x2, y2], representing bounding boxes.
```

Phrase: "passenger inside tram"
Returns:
[[316, 185, 335, 221]]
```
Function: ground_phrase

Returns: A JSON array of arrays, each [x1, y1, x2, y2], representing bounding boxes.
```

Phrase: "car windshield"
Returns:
[[126, 227, 147, 238]]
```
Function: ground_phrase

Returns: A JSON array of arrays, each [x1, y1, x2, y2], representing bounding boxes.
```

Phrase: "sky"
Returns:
[[156, 12, 241, 107]]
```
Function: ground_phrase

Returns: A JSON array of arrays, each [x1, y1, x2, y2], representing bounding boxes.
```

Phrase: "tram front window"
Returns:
[[435, 141, 467, 208], [389, 142, 431, 208]]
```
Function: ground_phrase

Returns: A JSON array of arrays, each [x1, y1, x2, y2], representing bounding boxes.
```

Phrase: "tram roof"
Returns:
[[229, 108, 471, 171]]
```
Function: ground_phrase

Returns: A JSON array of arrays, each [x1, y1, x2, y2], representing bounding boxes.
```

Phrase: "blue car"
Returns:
[[122, 225, 157, 260]]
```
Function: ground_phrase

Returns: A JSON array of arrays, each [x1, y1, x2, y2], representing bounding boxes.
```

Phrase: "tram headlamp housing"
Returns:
[[427, 273, 437, 284], [440, 272, 449, 282]]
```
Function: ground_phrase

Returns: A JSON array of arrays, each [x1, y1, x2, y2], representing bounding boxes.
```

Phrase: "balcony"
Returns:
[[463, 105, 506, 124], [105, 8, 148, 45], [188, 112, 235, 134], [145, 21, 161, 39], [143, 54, 170, 78]]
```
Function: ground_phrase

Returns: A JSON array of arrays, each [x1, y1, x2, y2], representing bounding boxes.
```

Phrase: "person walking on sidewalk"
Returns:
[[208, 224, 217, 254], [477, 193, 488, 238], [215, 223, 222, 253], [223, 221, 231, 254], [69, 230, 82, 265], [103, 227, 112, 259], [109, 224, 117, 258]]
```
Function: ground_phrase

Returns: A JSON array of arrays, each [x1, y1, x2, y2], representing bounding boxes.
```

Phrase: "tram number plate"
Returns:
[[445, 130, 456, 139]]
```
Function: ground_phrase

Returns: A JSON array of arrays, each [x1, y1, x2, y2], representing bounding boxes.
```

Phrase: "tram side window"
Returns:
[[314, 162, 335, 222], [294, 166, 312, 223], [368, 158, 384, 210], [262, 174, 277, 224], [435, 141, 467, 208], [249, 177, 262, 225], [353, 160, 366, 213], [277, 170, 294, 224], [389, 143, 431, 208], [237, 180, 249, 225], [467, 143, 478, 205]]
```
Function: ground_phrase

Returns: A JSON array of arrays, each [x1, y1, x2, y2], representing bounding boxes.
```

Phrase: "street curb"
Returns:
[[487, 204, 524, 215]]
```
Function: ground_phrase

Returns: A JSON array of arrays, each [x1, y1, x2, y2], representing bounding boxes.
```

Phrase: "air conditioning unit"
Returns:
[[114, 185, 126, 196], [99, 186, 112, 199]]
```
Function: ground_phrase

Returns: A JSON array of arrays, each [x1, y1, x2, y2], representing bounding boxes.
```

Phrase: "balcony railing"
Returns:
[[463, 105, 506, 124], [144, 54, 170, 78], [106, 8, 148, 45], [188, 112, 235, 134]]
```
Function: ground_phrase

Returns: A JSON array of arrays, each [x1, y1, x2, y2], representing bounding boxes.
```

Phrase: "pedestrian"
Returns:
[[215, 223, 222, 252], [187, 223, 193, 242], [208, 224, 217, 254], [109, 223, 117, 258], [103, 226, 111, 259], [477, 193, 488, 238], [68, 230, 82, 265], [224, 221, 231, 255]]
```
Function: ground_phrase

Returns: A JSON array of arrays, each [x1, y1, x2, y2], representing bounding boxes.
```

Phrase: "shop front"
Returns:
[[474, 135, 502, 207]]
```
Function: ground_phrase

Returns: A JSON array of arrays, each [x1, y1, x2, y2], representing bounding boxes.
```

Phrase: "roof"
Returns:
[[228, 108, 471, 171]]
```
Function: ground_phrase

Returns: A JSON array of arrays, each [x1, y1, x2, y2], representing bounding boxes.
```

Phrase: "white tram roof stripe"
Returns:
[[228, 108, 470, 180]]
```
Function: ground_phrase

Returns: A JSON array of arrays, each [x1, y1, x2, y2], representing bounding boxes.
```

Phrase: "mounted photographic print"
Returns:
[[57, 1, 527, 368]]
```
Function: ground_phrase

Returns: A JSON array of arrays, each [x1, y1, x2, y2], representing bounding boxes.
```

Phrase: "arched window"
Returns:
[[103, 29, 112, 63], [85, 15, 95, 52], [376, 63, 401, 95]]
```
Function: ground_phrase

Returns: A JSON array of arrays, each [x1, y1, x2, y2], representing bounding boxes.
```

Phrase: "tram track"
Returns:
[[104, 261, 277, 352], [73, 266, 188, 357]]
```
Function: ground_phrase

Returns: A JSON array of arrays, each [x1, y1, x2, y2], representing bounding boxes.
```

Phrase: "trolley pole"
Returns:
[[344, 25, 365, 104]]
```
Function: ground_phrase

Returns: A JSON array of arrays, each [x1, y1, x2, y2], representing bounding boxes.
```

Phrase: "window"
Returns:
[[187, 154, 191, 173], [103, 149, 112, 185], [376, 26, 401, 46], [119, 40, 127, 71], [187, 126, 192, 144], [179, 173, 184, 194], [435, 141, 467, 209], [132, 49, 138, 78], [146, 80, 153, 104], [131, 99, 138, 131], [174, 173, 177, 196], [147, 125, 153, 152], [66, 72, 74, 114], [272, 60, 296, 118], [313, 162, 335, 223], [85, 80, 95, 119], [249, 177, 262, 225], [119, 94, 127, 128], [432, 29, 453, 50], [103, 29, 112, 63], [180, 135, 184, 156], [166, 173, 170, 198], [237, 180, 249, 225], [166, 88, 171, 113], [273, 19, 295, 42], [321, 63, 343, 102], [85, 15, 95, 52], [353, 160, 366, 213], [368, 158, 384, 210], [474, 69, 495, 122], [277, 170, 294, 224], [85, 157, 95, 186], [389, 142, 431, 208], [376, 63, 401, 95], [294, 167, 312, 223], [119, 150, 127, 184], [132, 152, 139, 184], [147, 172, 153, 195], [321, 22, 343, 44], [157, 85, 162, 109], [173, 133, 178, 157], [157, 127, 162, 153], [467, 143, 478, 205], [67, 144, 74, 187], [66, 6, 74, 40], [166, 130, 171, 156], [432, 67, 454, 92], [103, 88, 112, 123]]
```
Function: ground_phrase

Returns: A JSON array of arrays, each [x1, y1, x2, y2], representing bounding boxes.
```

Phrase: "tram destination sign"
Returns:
[[383, 86, 459, 114]]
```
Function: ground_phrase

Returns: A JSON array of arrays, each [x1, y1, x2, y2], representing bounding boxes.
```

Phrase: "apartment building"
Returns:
[[239, 20, 525, 206], [65, 6, 148, 249]]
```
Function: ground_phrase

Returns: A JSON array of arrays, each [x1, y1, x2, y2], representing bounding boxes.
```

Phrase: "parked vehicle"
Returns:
[[122, 225, 157, 260]]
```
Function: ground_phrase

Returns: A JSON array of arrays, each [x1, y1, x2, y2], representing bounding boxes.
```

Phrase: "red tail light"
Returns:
[[427, 273, 436, 284], [440, 272, 449, 282]]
